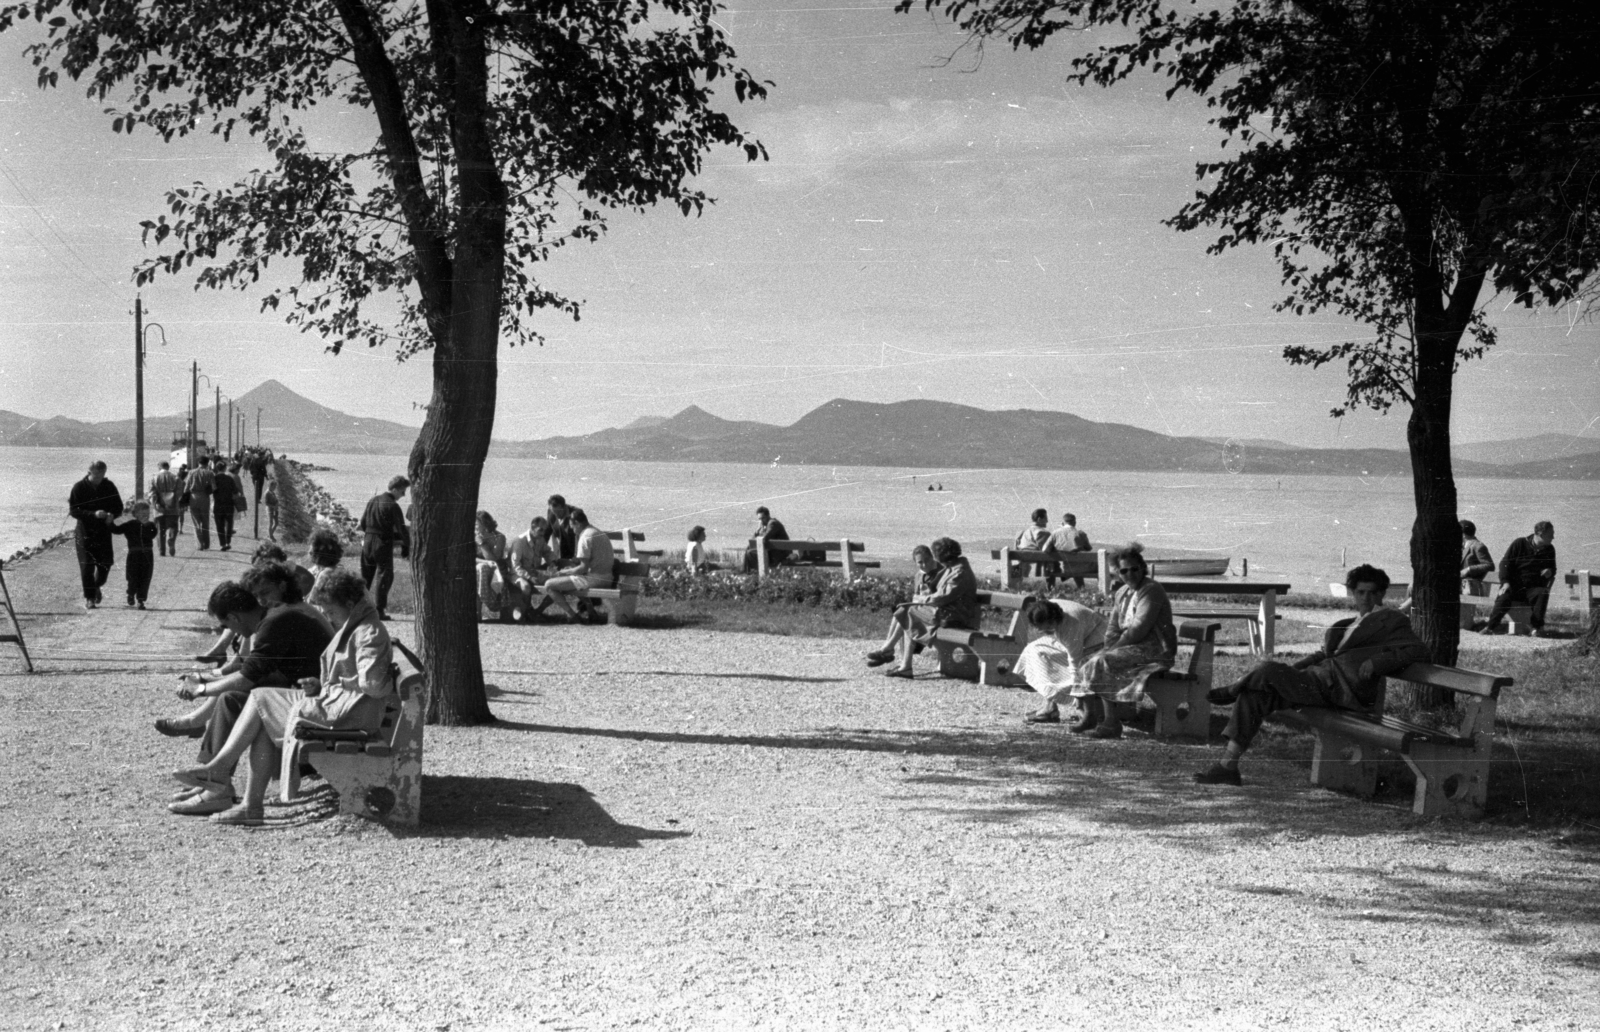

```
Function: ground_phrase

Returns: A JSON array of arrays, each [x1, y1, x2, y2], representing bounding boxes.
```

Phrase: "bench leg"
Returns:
[[610, 592, 639, 626], [931, 639, 981, 682], [1402, 743, 1488, 819], [1309, 729, 1380, 799], [970, 641, 1025, 687], [1145, 676, 1210, 739]]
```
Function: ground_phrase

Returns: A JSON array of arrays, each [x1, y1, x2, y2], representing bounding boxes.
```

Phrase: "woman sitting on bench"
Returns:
[[864, 545, 941, 666], [866, 537, 980, 679], [1068, 543, 1176, 739], [172, 568, 394, 826], [1015, 597, 1108, 724]]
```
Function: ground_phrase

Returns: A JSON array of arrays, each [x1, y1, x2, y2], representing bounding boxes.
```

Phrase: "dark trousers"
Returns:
[[1486, 584, 1551, 631], [125, 549, 154, 603], [215, 510, 235, 549], [156, 514, 180, 555], [198, 691, 250, 776], [361, 537, 396, 612], [189, 498, 211, 548], [1223, 661, 1365, 750], [73, 532, 113, 601]]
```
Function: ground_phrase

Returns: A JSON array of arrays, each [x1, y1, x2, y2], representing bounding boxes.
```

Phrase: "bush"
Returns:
[[646, 566, 915, 612]]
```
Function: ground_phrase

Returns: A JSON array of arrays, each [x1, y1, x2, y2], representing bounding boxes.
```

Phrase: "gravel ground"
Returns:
[[1, 542, 1596, 1031]]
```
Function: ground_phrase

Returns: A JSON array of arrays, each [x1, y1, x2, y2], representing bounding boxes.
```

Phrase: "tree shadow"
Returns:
[[615, 613, 717, 630], [415, 774, 691, 847]]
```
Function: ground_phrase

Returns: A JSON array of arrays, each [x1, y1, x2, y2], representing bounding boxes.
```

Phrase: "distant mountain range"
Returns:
[[4, 381, 1598, 479]]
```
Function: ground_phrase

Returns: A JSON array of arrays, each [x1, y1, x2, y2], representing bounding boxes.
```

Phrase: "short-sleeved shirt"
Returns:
[[576, 526, 615, 583], [239, 606, 335, 688], [1048, 526, 1091, 553]]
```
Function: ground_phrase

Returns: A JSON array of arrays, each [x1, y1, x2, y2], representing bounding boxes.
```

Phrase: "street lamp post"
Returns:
[[133, 297, 167, 496]]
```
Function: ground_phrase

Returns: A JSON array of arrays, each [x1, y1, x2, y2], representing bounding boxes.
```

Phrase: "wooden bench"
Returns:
[[752, 538, 881, 579], [1459, 576, 1548, 635], [532, 559, 650, 625], [992, 547, 1108, 591], [928, 590, 1031, 686], [1295, 662, 1511, 818], [606, 529, 664, 561], [1567, 570, 1598, 629], [1160, 579, 1289, 657], [1141, 620, 1222, 738], [288, 640, 425, 826]]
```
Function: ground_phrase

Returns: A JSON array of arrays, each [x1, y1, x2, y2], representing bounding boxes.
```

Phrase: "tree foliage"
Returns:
[[3, 0, 768, 358], [902, 0, 1600, 674], [901, 0, 1599, 415]]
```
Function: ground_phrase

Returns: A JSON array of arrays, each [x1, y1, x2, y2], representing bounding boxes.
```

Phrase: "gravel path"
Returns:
[[1, 542, 1595, 1031]]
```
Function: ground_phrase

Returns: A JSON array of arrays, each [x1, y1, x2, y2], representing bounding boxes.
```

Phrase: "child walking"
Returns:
[[116, 500, 160, 609]]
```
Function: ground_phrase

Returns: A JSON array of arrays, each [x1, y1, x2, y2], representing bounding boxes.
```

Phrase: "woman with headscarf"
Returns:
[[1067, 543, 1177, 739]]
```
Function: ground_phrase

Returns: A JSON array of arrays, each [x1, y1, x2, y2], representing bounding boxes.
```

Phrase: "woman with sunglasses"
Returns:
[[1067, 542, 1176, 738]]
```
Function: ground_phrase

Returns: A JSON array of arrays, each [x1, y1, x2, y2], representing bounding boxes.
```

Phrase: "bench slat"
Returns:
[[1393, 662, 1510, 698]]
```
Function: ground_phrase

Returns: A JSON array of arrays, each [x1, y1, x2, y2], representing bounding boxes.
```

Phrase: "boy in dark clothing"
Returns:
[[67, 460, 123, 609], [115, 500, 160, 608]]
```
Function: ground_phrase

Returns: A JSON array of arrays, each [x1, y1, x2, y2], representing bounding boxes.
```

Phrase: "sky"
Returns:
[[0, 2, 1596, 450]]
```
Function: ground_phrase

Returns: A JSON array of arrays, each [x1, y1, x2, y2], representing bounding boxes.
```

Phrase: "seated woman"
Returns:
[[474, 510, 512, 620], [1014, 597, 1109, 724], [308, 527, 344, 574], [685, 525, 717, 574], [1067, 543, 1177, 739], [172, 568, 394, 826], [251, 542, 317, 598], [869, 537, 980, 679], [865, 545, 941, 665]]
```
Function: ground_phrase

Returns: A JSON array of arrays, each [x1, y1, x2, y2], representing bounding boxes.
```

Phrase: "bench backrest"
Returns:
[[764, 539, 865, 553], [1174, 620, 1221, 678], [1393, 662, 1511, 699], [605, 530, 645, 542], [1159, 579, 1292, 596]]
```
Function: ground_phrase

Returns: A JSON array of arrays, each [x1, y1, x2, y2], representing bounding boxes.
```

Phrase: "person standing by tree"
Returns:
[[1459, 520, 1494, 587], [148, 459, 184, 557], [67, 459, 122, 610], [358, 476, 411, 621]]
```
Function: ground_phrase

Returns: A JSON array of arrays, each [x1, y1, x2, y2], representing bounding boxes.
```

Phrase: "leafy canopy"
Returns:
[[2, 0, 769, 357], [902, 0, 1600, 415]]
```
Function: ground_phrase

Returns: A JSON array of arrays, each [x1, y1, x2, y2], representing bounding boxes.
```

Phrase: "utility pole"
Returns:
[[189, 361, 198, 467], [227, 398, 234, 455], [134, 297, 144, 494], [256, 407, 262, 447], [214, 385, 220, 454]]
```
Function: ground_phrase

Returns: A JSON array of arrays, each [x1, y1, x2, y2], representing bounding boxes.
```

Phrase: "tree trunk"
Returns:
[[1405, 352, 1460, 690], [410, 12, 506, 726]]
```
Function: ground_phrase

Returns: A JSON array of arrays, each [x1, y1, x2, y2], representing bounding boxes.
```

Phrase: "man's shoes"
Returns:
[[83, 598, 96, 611], [865, 649, 894, 667], [137, 602, 146, 610], [883, 668, 915, 680], [1086, 724, 1122, 740], [155, 719, 204, 739], [1193, 763, 1243, 786], [169, 793, 234, 816], [1206, 683, 1242, 705], [1024, 709, 1060, 724], [209, 803, 264, 827], [126, 596, 135, 607]]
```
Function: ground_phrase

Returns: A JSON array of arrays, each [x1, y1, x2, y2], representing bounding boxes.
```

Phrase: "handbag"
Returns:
[[234, 491, 248, 512], [179, 489, 192, 508]]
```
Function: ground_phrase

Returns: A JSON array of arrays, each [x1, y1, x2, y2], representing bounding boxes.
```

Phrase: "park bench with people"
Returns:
[[1291, 662, 1511, 819], [529, 559, 651, 625], [1160, 578, 1288, 657], [1457, 575, 1549, 635], [992, 546, 1108, 591], [750, 538, 881, 579], [928, 589, 1031, 686], [1059, 619, 1223, 738], [288, 642, 425, 827]]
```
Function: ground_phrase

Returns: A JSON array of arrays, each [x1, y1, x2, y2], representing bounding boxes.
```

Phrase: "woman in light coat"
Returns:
[[1070, 544, 1177, 739], [1015, 597, 1109, 724]]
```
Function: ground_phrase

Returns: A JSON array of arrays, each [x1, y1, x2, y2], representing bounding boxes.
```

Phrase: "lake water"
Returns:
[[8, 444, 1597, 592]]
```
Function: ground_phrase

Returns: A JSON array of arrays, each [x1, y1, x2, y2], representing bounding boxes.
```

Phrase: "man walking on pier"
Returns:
[[358, 475, 411, 620], [67, 460, 123, 609]]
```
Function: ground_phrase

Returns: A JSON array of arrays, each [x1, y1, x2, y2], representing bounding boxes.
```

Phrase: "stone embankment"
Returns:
[[5, 531, 73, 567], [273, 457, 360, 546]]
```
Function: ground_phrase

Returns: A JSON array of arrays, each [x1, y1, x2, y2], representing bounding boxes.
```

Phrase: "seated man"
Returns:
[[864, 545, 942, 666], [538, 508, 615, 622], [163, 581, 334, 815], [1044, 512, 1092, 590], [1194, 563, 1428, 786], [742, 506, 790, 572], [1480, 520, 1556, 636], [872, 537, 980, 679], [1011, 508, 1052, 584], [507, 515, 556, 616]]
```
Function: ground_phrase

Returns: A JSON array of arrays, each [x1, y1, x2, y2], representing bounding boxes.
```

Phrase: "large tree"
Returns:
[[4, 0, 766, 722], [903, 0, 1600, 674]]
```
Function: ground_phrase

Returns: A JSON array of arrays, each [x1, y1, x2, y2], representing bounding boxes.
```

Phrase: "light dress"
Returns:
[[277, 598, 396, 790], [1072, 579, 1178, 702], [1014, 600, 1109, 705]]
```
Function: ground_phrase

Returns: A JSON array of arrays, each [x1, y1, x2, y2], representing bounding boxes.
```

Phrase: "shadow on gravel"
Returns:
[[418, 774, 691, 848], [616, 614, 716, 630]]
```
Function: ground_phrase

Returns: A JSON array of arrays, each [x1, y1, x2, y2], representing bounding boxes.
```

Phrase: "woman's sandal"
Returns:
[[171, 767, 232, 794]]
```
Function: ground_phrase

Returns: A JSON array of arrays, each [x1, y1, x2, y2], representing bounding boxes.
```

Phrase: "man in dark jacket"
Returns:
[[1195, 564, 1429, 786], [742, 506, 791, 572], [1459, 520, 1495, 584], [1481, 521, 1556, 636], [67, 460, 123, 609], [357, 475, 411, 619]]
